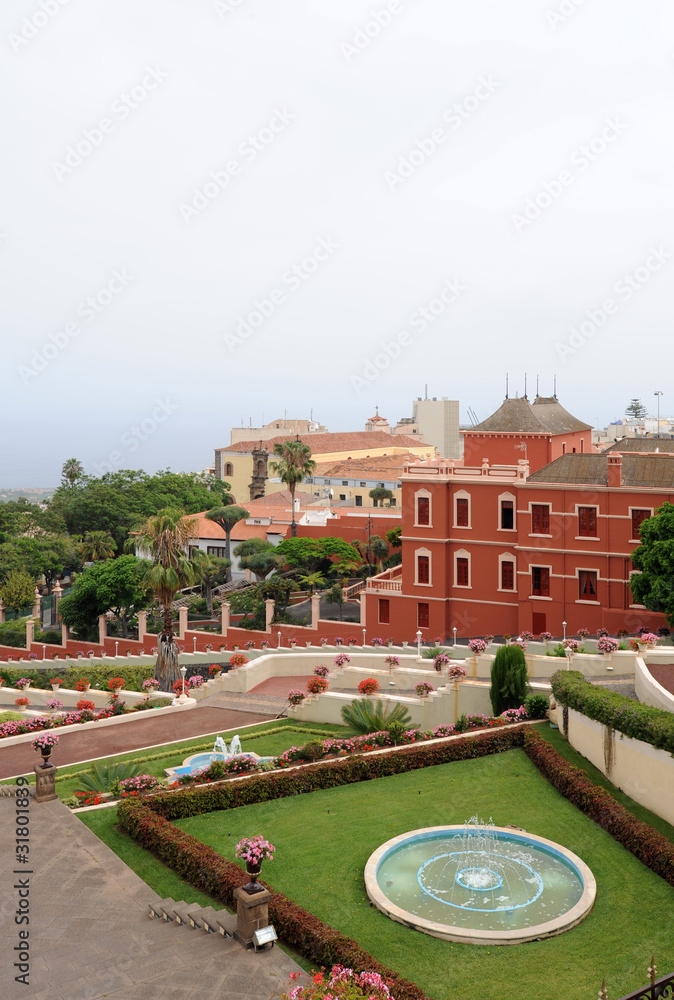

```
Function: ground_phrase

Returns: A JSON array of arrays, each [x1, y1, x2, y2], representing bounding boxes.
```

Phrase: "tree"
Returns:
[[386, 526, 402, 549], [61, 458, 84, 486], [0, 569, 37, 617], [58, 555, 152, 641], [631, 502, 674, 624], [192, 552, 230, 614], [324, 582, 346, 620], [133, 508, 198, 691], [369, 487, 393, 507], [275, 536, 362, 576], [234, 538, 282, 582], [625, 399, 648, 420], [369, 535, 389, 573], [258, 576, 299, 618], [489, 645, 528, 716], [79, 530, 117, 562], [269, 440, 316, 537], [298, 571, 326, 595], [204, 506, 250, 578]]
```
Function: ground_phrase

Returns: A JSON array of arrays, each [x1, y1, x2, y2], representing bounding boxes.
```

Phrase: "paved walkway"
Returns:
[[0, 705, 273, 780], [0, 792, 302, 1000]]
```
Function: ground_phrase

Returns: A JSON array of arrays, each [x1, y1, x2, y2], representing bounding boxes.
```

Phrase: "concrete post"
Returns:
[[234, 886, 271, 947], [98, 615, 107, 646], [137, 611, 147, 641], [221, 601, 230, 634], [359, 592, 366, 628], [178, 606, 188, 639], [0, 599, 5, 624], [265, 599, 275, 630], [33, 763, 58, 803], [32, 587, 41, 620], [61, 624, 69, 646], [52, 582, 63, 624], [311, 594, 321, 630], [25, 619, 35, 649]]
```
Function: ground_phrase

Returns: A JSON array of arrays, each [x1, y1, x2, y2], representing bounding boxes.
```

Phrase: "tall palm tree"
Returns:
[[79, 530, 117, 562], [370, 535, 389, 573], [61, 458, 84, 486], [204, 506, 250, 579], [134, 508, 198, 691], [192, 552, 230, 614], [269, 440, 316, 537]]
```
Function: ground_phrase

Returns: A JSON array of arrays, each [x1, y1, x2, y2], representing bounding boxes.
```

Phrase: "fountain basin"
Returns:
[[165, 751, 275, 777], [365, 825, 596, 945]]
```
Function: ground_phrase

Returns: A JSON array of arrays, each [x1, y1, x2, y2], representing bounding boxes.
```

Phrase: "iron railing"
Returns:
[[600, 957, 674, 1000]]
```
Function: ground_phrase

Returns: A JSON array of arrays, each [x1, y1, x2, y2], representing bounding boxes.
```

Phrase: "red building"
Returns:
[[363, 449, 672, 640], [462, 394, 592, 473]]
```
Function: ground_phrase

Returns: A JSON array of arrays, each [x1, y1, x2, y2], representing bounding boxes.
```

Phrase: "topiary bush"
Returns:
[[300, 740, 325, 762], [524, 692, 550, 719], [490, 644, 528, 716]]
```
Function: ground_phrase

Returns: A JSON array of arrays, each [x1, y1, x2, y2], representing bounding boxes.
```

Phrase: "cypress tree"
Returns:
[[490, 645, 528, 715]]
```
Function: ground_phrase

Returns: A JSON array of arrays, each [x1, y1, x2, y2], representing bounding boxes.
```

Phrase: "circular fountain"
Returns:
[[365, 818, 596, 945]]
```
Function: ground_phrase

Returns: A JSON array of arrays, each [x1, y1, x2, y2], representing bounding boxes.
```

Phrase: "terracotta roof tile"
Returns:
[[218, 431, 425, 454], [527, 452, 674, 488]]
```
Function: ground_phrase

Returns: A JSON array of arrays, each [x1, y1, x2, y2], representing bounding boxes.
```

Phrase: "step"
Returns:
[[173, 902, 203, 926], [148, 897, 176, 920], [203, 908, 233, 936], [189, 905, 217, 930], [160, 899, 181, 921]]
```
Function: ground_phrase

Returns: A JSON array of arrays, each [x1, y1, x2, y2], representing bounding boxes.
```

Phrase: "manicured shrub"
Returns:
[[524, 693, 550, 719], [489, 644, 528, 715], [300, 740, 324, 762]]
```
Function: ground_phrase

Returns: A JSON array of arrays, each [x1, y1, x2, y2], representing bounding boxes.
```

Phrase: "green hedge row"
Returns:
[[522, 729, 674, 887], [550, 670, 674, 755]]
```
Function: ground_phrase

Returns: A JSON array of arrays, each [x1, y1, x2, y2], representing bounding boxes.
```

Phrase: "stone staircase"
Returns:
[[149, 897, 237, 940]]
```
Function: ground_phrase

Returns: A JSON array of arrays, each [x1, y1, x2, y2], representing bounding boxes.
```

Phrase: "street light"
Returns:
[[115, 641, 119, 657], [180, 665, 187, 699], [277, 631, 281, 649], [362, 628, 367, 647], [193, 636, 197, 653], [562, 621, 567, 642], [654, 391, 664, 439], [453, 627, 457, 647]]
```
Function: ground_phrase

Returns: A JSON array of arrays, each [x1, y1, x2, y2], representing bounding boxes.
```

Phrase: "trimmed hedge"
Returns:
[[522, 729, 674, 888], [551, 670, 674, 754], [0, 664, 154, 691]]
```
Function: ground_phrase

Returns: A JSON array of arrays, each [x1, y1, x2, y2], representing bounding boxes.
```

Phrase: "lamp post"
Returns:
[[416, 629, 422, 657], [193, 636, 197, 653], [277, 631, 281, 649], [453, 627, 457, 648], [654, 391, 664, 439], [362, 628, 367, 647], [42, 644, 46, 661], [115, 641, 119, 657], [180, 665, 187, 699], [562, 621, 567, 642]]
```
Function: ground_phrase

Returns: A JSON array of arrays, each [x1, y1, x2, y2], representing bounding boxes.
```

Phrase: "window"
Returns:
[[501, 500, 514, 530], [417, 496, 430, 525], [355, 496, 362, 506], [224, 462, 234, 477], [417, 555, 430, 584], [207, 546, 227, 558], [360, 482, 366, 487], [578, 506, 597, 537], [342, 480, 349, 486], [339, 494, 346, 501], [531, 504, 550, 534], [378, 599, 390, 624], [417, 602, 429, 628], [456, 497, 469, 526], [531, 567, 550, 597], [501, 560, 515, 590], [456, 557, 469, 586], [562, 442, 567, 455], [631, 509, 650, 539], [579, 570, 598, 599]]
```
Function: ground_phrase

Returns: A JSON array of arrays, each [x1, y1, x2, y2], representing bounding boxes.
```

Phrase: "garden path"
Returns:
[[0, 791, 302, 1000], [644, 662, 674, 695]]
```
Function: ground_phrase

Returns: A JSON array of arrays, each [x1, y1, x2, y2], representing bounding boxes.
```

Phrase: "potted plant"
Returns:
[[288, 637, 297, 648], [234, 835, 275, 894], [287, 689, 305, 706], [50, 676, 64, 691], [334, 636, 344, 646], [87, 649, 95, 658], [15, 677, 31, 691], [74, 678, 90, 693], [433, 653, 450, 672], [46, 698, 64, 713], [261, 640, 270, 649], [334, 653, 350, 667], [32, 733, 59, 768], [358, 677, 379, 695], [384, 655, 400, 668], [617, 627, 629, 638], [563, 639, 582, 654], [188, 675, 204, 689], [208, 664, 222, 678], [15, 697, 29, 711], [597, 636, 619, 655], [204, 643, 213, 652], [415, 681, 435, 698], [108, 676, 125, 696], [577, 627, 590, 639], [229, 653, 248, 669], [307, 677, 328, 695], [468, 638, 487, 655], [447, 663, 467, 680], [347, 637, 358, 647], [370, 637, 384, 647], [539, 631, 553, 645], [596, 627, 609, 638], [76, 699, 95, 711], [320, 637, 328, 646], [142, 678, 160, 695], [313, 665, 330, 678], [28, 653, 38, 661]]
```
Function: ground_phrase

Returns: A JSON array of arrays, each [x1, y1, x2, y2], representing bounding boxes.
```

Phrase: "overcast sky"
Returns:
[[2, 0, 673, 486]]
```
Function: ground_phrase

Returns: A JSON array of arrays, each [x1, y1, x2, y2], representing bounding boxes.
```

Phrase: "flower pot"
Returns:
[[39, 748, 53, 768], [243, 861, 264, 894], [305, 641, 312, 647], [113, 687, 122, 697], [50, 684, 60, 692]]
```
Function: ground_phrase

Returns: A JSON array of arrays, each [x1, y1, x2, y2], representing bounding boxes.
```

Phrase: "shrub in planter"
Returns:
[[358, 678, 380, 695], [46, 698, 64, 712], [577, 627, 590, 639], [433, 654, 450, 672], [539, 631, 553, 642], [447, 663, 467, 680], [307, 677, 328, 695], [524, 692, 550, 718], [384, 655, 400, 668], [489, 645, 528, 716], [107, 676, 125, 692], [617, 627, 629, 638], [519, 630, 534, 642], [15, 697, 29, 710]]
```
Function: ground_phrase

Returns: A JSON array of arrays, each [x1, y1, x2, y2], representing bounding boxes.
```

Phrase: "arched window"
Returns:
[[224, 463, 234, 477]]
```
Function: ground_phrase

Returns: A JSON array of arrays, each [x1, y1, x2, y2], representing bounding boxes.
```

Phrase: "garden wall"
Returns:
[[551, 706, 674, 827], [636, 655, 674, 713]]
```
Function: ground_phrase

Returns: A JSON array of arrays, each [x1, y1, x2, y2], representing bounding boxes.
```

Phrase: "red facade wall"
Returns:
[[462, 429, 592, 474]]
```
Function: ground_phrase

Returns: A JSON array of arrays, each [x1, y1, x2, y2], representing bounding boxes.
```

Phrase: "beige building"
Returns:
[[229, 416, 327, 447]]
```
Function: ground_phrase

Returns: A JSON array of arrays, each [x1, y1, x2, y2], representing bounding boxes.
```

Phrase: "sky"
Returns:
[[2, 0, 673, 486]]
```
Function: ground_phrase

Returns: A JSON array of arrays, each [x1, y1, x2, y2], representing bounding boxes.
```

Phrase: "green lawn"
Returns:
[[172, 747, 674, 1000]]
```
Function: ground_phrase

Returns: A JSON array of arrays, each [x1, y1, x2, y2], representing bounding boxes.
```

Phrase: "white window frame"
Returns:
[[498, 491, 517, 532], [414, 489, 432, 528], [454, 489, 471, 529], [414, 547, 432, 587], [454, 548, 471, 589], [498, 553, 517, 593]]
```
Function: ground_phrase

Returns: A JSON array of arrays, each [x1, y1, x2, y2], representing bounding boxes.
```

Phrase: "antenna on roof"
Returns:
[[553, 375, 557, 398], [524, 373, 528, 400], [505, 373, 509, 399], [536, 374, 539, 397]]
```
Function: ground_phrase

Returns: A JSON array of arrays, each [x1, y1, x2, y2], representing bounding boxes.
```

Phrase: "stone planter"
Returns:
[[50, 684, 60, 692]]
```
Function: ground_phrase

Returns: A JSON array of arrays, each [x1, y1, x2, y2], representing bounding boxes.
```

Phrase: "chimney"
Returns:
[[608, 454, 622, 487]]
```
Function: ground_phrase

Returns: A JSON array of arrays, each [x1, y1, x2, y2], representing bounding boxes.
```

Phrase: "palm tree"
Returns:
[[134, 508, 198, 692], [61, 458, 84, 486], [79, 530, 117, 562], [370, 535, 389, 573], [192, 552, 230, 614], [298, 571, 326, 595], [234, 538, 283, 582], [269, 440, 316, 537], [204, 506, 250, 579], [324, 582, 346, 620]]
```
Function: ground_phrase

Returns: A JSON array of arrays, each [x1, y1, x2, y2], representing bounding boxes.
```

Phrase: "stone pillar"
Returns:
[[61, 624, 69, 646], [359, 592, 366, 628], [33, 763, 57, 803], [265, 599, 275, 630], [137, 611, 147, 642], [32, 587, 41, 620], [25, 619, 35, 650], [98, 614, 107, 646], [311, 594, 321, 630], [221, 601, 230, 634], [178, 606, 188, 639], [0, 599, 5, 624], [233, 886, 271, 947], [52, 582, 63, 626]]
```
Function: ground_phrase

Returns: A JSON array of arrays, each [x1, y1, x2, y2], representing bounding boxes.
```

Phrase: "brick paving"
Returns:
[[0, 705, 273, 780], [0, 793, 302, 1000]]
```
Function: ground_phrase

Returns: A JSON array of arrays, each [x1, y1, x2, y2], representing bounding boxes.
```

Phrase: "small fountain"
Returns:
[[211, 734, 242, 762], [365, 817, 596, 945], [165, 734, 274, 778]]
